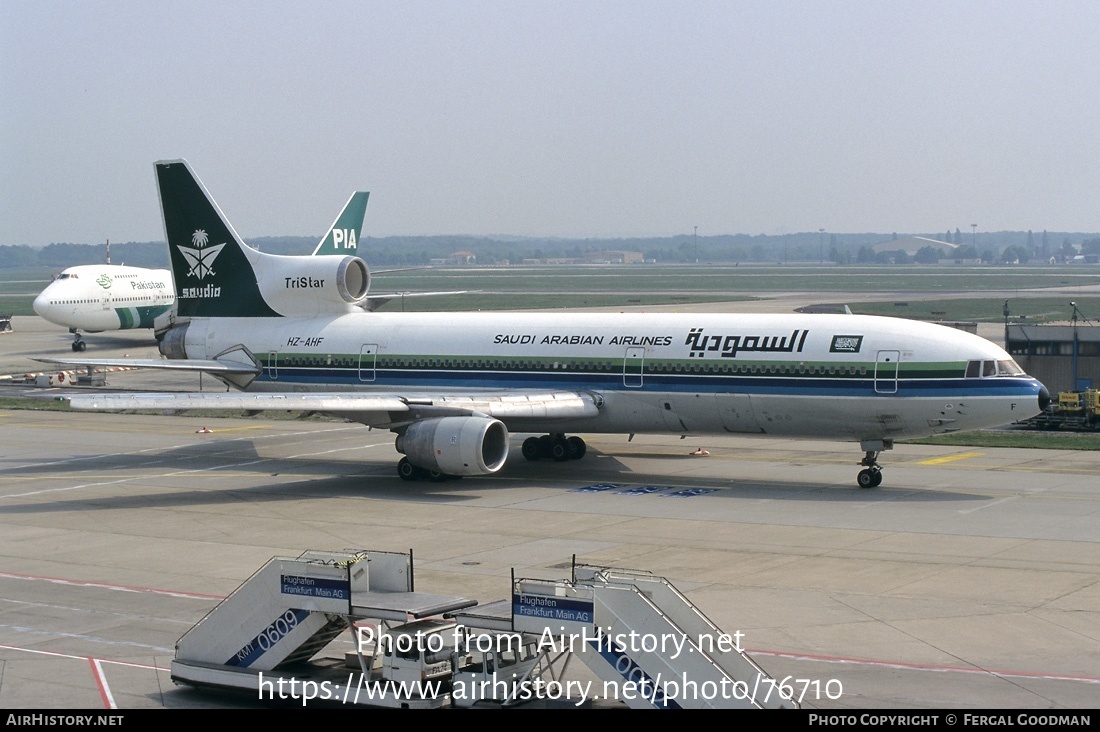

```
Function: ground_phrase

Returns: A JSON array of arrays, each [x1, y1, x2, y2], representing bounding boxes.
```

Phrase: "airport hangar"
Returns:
[[1007, 323, 1100, 393]]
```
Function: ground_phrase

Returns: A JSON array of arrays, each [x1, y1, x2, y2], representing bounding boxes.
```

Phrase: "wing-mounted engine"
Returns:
[[395, 416, 510, 478], [252, 252, 370, 316]]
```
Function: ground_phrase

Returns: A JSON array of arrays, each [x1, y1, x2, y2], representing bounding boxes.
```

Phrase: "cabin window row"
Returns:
[[273, 354, 875, 377], [46, 296, 172, 305]]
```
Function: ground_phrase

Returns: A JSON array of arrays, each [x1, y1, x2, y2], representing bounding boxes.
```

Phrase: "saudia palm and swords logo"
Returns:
[[177, 229, 224, 298]]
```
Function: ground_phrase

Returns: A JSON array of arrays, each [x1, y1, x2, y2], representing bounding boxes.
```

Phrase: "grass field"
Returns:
[[4, 263, 1095, 319], [374, 263, 1100, 295], [356, 263, 1100, 319], [3, 263, 1098, 317], [0, 268, 52, 316], [904, 430, 1100, 450]]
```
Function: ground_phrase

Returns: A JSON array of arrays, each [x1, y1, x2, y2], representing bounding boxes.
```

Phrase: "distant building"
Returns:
[[871, 236, 958, 256], [519, 252, 644, 265], [429, 251, 477, 266], [1007, 323, 1100, 392], [579, 250, 644, 264]]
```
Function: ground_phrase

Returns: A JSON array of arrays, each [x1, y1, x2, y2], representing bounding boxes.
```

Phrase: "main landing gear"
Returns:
[[521, 433, 587, 462], [856, 439, 892, 488]]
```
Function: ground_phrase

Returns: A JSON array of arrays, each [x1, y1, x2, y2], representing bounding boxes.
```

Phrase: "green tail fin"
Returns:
[[312, 191, 369, 256], [156, 160, 280, 318]]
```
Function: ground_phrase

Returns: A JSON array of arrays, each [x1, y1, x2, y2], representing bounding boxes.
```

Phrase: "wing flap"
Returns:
[[66, 390, 599, 420], [426, 392, 600, 419]]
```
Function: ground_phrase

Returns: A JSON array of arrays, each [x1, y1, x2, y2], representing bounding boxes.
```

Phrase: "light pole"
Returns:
[[819, 229, 825, 264], [694, 226, 698, 263], [971, 223, 977, 250], [1071, 301, 1080, 390]]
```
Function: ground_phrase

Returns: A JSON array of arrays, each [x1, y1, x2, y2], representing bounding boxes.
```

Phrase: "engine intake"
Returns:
[[396, 416, 509, 476]]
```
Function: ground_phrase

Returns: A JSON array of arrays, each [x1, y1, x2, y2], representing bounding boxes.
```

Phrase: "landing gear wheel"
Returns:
[[550, 437, 571, 462], [567, 435, 587, 460], [522, 437, 542, 461], [397, 458, 419, 481], [857, 447, 886, 488], [857, 468, 882, 488], [72, 339, 86, 352], [426, 469, 448, 482]]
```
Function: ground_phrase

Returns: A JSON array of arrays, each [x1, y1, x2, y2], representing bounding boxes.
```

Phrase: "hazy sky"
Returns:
[[4, 1, 1100, 247]]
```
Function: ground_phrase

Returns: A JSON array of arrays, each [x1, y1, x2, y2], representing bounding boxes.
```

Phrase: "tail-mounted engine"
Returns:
[[395, 416, 510, 477], [253, 253, 370, 316]]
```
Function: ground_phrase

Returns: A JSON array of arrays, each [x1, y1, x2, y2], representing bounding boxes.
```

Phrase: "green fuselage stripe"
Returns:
[[263, 351, 966, 379]]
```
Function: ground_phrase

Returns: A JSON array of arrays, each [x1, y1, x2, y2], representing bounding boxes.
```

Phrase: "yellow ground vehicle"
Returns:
[[1025, 389, 1100, 431]]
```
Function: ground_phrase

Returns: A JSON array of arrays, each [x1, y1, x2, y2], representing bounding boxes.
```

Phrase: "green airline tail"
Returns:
[[312, 191, 369, 256], [156, 159, 280, 319]]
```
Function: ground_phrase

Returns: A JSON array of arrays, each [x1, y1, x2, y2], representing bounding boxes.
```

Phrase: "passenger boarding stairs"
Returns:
[[511, 564, 797, 709], [175, 551, 361, 672], [171, 548, 795, 709], [173, 549, 472, 680]]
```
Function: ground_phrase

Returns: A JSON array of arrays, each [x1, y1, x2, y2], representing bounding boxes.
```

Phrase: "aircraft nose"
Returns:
[[32, 291, 48, 317], [1037, 383, 1051, 412]]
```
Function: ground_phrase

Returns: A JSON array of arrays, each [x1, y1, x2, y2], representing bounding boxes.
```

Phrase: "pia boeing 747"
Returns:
[[41, 160, 1050, 488]]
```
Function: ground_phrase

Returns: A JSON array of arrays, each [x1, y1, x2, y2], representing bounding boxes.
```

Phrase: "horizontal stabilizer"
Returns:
[[33, 357, 261, 375], [360, 290, 471, 311]]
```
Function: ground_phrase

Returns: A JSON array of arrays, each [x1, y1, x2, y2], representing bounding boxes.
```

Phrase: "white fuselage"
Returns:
[[34, 265, 175, 332], [171, 311, 1046, 443]]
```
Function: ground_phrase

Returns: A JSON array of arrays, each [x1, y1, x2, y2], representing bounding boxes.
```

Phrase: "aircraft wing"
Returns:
[[66, 390, 600, 423], [66, 392, 411, 413]]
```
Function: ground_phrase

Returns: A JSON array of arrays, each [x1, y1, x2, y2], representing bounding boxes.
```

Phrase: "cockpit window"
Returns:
[[58, 273, 77, 280], [968, 359, 1025, 378]]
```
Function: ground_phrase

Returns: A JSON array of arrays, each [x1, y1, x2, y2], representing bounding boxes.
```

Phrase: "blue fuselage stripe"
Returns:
[[256, 367, 1040, 399]]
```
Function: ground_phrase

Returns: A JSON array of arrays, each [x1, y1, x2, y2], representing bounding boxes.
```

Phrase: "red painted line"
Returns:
[[0, 643, 167, 671], [0, 643, 166, 709], [1, 573, 1095, 691], [89, 657, 115, 709]]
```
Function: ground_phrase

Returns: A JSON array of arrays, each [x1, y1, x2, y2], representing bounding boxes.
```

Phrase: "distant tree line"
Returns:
[[4, 231, 1099, 270]]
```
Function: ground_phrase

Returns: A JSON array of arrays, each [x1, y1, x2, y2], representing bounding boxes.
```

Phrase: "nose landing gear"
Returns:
[[857, 460, 882, 488], [856, 439, 892, 488]]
